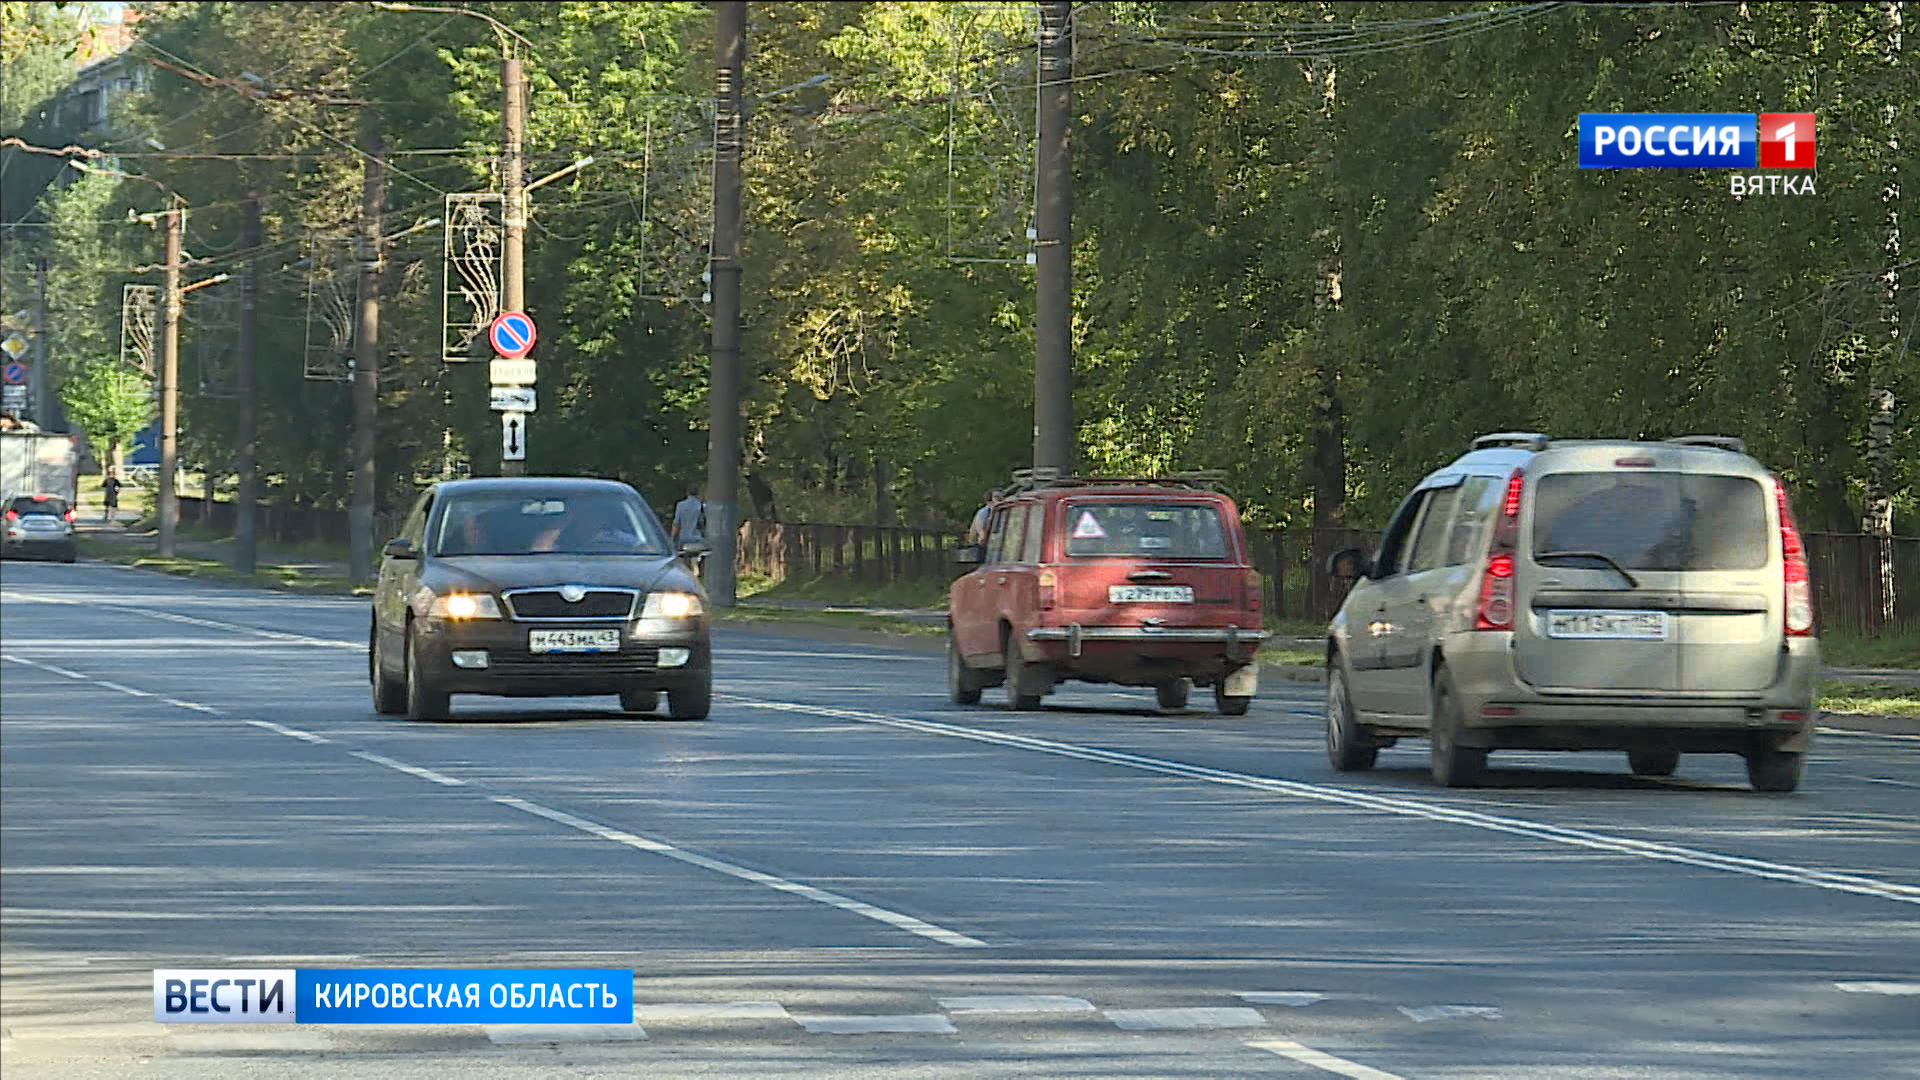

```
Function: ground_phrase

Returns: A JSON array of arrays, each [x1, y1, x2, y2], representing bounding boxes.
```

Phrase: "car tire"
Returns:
[[620, 688, 661, 715], [1156, 679, 1191, 711], [948, 634, 983, 705], [668, 671, 712, 720], [370, 620, 406, 716], [1745, 748, 1804, 793], [404, 624, 451, 721], [1326, 663, 1378, 771], [59, 545, 77, 563], [1429, 667, 1486, 788], [1003, 635, 1042, 711], [1213, 685, 1252, 716], [1628, 748, 1680, 777]]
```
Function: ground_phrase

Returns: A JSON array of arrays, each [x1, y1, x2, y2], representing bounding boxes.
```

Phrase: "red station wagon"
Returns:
[[947, 471, 1269, 714]]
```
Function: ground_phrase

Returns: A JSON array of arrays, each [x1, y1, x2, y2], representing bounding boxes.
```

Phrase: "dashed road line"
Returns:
[[244, 719, 331, 744], [485, 1024, 647, 1044], [350, 749, 465, 786], [1250, 1039, 1407, 1080], [1398, 1004, 1502, 1023], [0, 591, 360, 650], [792, 1014, 957, 1035], [1834, 981, 1920, 995], [1238, 991, 1327, 1007], [730, 696, 1920, 907], [937, 995, 1096, 1015], [168, 1030, 333, 1052], [491, 795, 990, 949], [632, 1001, 792, 1022], [1817, 726, 1920, 744]]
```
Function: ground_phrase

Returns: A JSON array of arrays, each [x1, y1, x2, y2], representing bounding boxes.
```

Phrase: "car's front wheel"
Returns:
[[668, 671, 712, 720], [1326, 663, 1377, 771], [370, 619, 406, 715], [1156, 679, 1190, 711], [1627, 748, 1680, 777], [404, 624, 451, 721]]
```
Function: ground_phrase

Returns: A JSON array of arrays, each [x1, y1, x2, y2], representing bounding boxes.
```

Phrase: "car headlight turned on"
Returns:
[[636, 591, 704, 635], [428, 592, 503, 619]]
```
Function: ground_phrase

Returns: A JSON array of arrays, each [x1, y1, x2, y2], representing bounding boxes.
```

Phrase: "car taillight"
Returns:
[[1774, 478, 1814, 636], [1244, 569, 1262, 612], [1473, 468, 1526, 631], [3, 509, 15, 521], [1037, 569, 1056, 610]]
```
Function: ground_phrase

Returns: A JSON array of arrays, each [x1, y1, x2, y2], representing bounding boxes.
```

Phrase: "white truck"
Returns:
[[0, 429, 79, 507]]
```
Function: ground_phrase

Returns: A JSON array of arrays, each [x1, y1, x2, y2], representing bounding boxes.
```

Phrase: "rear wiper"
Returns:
[[1536, 550, 1640, 589]]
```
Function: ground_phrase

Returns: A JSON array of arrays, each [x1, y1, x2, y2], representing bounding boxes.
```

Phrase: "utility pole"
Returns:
[[33, 257, 50, 427], [500, 51, 528, 477], [1866, 0, 1903, 628], [348, 117, 387, 586], [157, 205, 183, 558], [235, 191, 261, 574], [706, 0, 746, 608], [1033, 0, 1074, 473]]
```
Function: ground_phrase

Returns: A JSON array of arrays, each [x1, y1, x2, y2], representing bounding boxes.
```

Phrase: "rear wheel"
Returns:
[[667, 671, 712, 720], [404, 625, 451, 721], [1326, 664, 1377, 771], [59, 544, 77, 563], [1429, 668, 1486, 788], [1214, 685, 1252, 716], [620, 688, 660, 715], [1003, 635, 1042, 711], [370, 620, 406, 715], [1745, 748, 1804, 793], [1156, 679, 1191, 711], [1627, 748, 1680, 777], [947, 634, 983, 705]]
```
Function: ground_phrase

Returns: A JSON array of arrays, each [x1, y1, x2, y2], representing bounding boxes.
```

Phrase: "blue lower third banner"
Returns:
[[155, 968, 634, 1023]]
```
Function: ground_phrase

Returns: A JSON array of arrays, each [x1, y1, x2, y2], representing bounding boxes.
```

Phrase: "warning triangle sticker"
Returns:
[[1072, 511, 1107, 539]]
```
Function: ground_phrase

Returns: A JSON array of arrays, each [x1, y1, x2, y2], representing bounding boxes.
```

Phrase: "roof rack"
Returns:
[[1004, 468, 1231, 497], [1663, 435, 1747, 453], [1470, 432, 1551, 452]]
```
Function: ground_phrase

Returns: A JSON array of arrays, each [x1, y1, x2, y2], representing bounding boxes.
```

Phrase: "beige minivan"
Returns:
[[1325, 433, 1820, 792]]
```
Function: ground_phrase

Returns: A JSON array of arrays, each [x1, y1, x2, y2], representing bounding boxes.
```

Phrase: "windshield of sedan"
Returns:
[[431, 494, 669, 556]]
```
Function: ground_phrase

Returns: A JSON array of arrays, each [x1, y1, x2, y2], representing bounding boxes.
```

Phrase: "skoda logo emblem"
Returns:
[[559, 585, 588, 602]]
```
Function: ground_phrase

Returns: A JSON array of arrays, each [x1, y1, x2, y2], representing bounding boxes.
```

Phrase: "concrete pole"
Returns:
[[235, 192, 260, 574], [500, 54, 528, 477], [156, 206, 182, 557], [348, 119, 386, 586], [1032, 0, 1074, 473], [706, 0, 746, 607]]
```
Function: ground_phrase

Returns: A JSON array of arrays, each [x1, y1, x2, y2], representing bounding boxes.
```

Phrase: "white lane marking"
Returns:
[[632, 1001, 791, 1022], [166, 699, 223, 715], [244, 719, 331, 745], [0, 591, 359, 649], [1250, 1039, 1408, 1080], [721, 649, 922, 662], [1817, 726, 1920, 744], [491, 795, 988, 949], [937, 995, 1096, 1015], [1105, 1007, 1268, 1031], [168, 1031, 333, 1052], [349, 750, 464, 786], [39, 662, 88, 680], [1239, 991, 1327, 1007], [793, 1014, 957, 1035], [1834, 981, 1920, 995], [485, 1024, 647, 1044], [1398, 1004, 1502, 1023], [729, 696, 1920, 907], [93, 680, 151, 697]]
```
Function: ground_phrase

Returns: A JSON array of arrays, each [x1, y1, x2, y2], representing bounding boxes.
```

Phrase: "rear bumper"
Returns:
[[1027, 624, 1268, 654], [1441, 631, 1819, 749]]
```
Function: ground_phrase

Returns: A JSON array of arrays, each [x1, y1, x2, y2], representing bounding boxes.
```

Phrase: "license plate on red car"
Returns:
[[1109, 585, 1193, 604], [528, 629, 621, 653]]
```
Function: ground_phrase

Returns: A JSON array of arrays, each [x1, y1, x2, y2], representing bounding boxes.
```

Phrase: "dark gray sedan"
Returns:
[[369, 477, 711, 721]]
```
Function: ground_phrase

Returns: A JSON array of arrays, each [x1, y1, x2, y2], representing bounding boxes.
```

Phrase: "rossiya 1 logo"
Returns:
[[1579, 112, 1816, 196]]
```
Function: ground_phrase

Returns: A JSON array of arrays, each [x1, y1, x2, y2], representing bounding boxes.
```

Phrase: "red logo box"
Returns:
[[1758, 113, 1815, 169]]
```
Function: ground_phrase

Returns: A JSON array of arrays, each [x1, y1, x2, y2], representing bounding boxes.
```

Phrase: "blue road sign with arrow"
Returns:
[[489, 311, 537, 359]]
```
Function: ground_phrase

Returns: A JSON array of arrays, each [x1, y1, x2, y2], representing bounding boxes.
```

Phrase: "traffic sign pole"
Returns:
[[489, 310, 536, 475]]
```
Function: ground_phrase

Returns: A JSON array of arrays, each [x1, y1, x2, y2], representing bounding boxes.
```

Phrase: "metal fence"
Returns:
[[174, 496, 400, 551], [735, 520, 964, 586]]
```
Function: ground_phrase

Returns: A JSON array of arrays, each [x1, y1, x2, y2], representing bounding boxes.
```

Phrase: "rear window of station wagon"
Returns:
[[1531, 472, 1770, 571], [1062, 502, 1229, 560]]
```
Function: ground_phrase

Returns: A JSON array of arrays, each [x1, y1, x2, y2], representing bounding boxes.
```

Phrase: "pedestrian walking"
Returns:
[[102, 471, 122, 523], [671, 483, 706, 578]]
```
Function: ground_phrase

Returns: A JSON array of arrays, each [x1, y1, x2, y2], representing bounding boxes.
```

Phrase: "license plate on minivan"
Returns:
[[1110, 585, 1194, 604], [529, 629, 621, 653], [1546, 610, 1668, 640]]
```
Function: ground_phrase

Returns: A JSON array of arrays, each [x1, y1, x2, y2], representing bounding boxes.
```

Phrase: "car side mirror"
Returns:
[[678, 541, 710, 560], [954, 544, 985, 566], [382, 538, 418, 561], [1327, 547, 1371, 581]]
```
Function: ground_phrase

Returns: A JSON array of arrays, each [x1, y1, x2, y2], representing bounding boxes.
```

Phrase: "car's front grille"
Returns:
[[503, 588, 638, 620], [486, 646, 661, 678]]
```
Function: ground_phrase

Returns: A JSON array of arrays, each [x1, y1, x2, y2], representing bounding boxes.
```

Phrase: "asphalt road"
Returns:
[[2, 560, 1916, 1079]]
